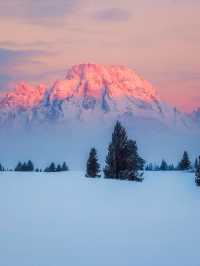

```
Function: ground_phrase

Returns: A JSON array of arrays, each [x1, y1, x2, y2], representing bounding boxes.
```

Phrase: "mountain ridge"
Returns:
[[0, 63, 198, 132]]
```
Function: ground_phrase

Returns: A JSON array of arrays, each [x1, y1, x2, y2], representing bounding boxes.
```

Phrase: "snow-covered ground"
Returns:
[[0, 171, 199, 266]]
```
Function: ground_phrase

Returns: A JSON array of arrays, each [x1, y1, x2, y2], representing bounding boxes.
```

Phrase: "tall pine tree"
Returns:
[[86, 148, 101, 178], [124, 139, 145, 181], [104, 121, 144, 181], [104, 121, 128, 179]]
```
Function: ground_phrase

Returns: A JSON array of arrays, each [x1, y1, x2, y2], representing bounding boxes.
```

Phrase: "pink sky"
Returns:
[[0, 0, 199, 112]]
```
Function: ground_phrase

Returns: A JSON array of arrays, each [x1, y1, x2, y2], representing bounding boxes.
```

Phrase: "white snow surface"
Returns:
[[0, 171, 199, 266]]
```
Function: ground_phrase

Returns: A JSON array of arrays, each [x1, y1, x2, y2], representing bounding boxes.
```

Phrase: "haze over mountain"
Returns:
[[0, 63, 199, 168]]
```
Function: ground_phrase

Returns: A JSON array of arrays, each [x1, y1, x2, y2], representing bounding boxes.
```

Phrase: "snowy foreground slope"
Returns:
[[0, 171, 199, 266]]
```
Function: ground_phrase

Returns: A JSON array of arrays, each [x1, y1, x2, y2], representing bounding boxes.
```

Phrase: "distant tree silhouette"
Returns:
[[44, 162, 56, 172], [168, 164, 175, 171], [145, 162, 175, 171], [195, 156, 200, 186], [145, 163, 153, 171], [49, 162, 56, 172], [86, 148, 101, 178], [44, 162, 69, 172], [27, 160, 34, 171], [56, 164, 62, 172], [0, 163, 4, 171], [195, 158, 199, 172], [178, 151, 191, 170], [22, 162, 28, 171], [15, 161, 34, 172], [160, 160, 168, 171], [15, 162, 22, 171], [62, 162, 69, 171]]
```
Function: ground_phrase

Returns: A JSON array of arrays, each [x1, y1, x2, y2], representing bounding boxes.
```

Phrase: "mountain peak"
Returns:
[[0, 83, 46, 110], [49, 63, 158, 103], [0, 63, 198, 133]]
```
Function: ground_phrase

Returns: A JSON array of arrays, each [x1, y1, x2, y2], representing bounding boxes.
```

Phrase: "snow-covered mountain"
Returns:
[[0, 63, 199, 167], [0, 63, 198, 131]]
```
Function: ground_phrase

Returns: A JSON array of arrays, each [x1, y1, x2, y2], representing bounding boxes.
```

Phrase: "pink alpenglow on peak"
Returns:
[[0, 83, 46, 110], [0, 64, 158, 109], [49, 64, 158, 102]]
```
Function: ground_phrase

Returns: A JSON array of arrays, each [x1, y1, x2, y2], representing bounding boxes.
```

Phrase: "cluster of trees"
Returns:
[[146, 151, 198, 172], [86, 122, 200, 183], [15, 161, 34, 172], [145, 161, 175, 171], [44, 162, 69, 172], [86, 121, 145, 181], [0, 163, 5, 172], [0, 161, 69, 173]]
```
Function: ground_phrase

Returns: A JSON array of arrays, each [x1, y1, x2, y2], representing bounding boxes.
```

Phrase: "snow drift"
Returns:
[[0, 171, 199, 266]]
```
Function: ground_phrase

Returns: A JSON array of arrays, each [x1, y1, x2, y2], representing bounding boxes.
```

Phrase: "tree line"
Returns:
[[0, 161, 69, 173], [145, 151, 197, 172], [0, 121, 199, 184]]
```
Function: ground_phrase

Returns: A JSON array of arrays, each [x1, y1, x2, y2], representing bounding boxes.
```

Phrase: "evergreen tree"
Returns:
[[62, 162, 69, 171], [44, 165, 49, 172], [104, 121, 144, 181], [21, 162, 28, 171], [195, 156, 200, 186], [27, 160, 34, 171], [48, 162, 56, 172], [14, 161, 34, 172], [195, 158, 199, 172], [104, 121, 128, 179], [168, 164, 175, 171], [56, 164, 62, 172], [45, 162, 68, 172], [15, 162, 22, 171], [160, 160, 168, 171], [86, 148, 101, 178], [178, 151, 191, 170], [145, 163, 153, 171], [124, 139, 145, 181]]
